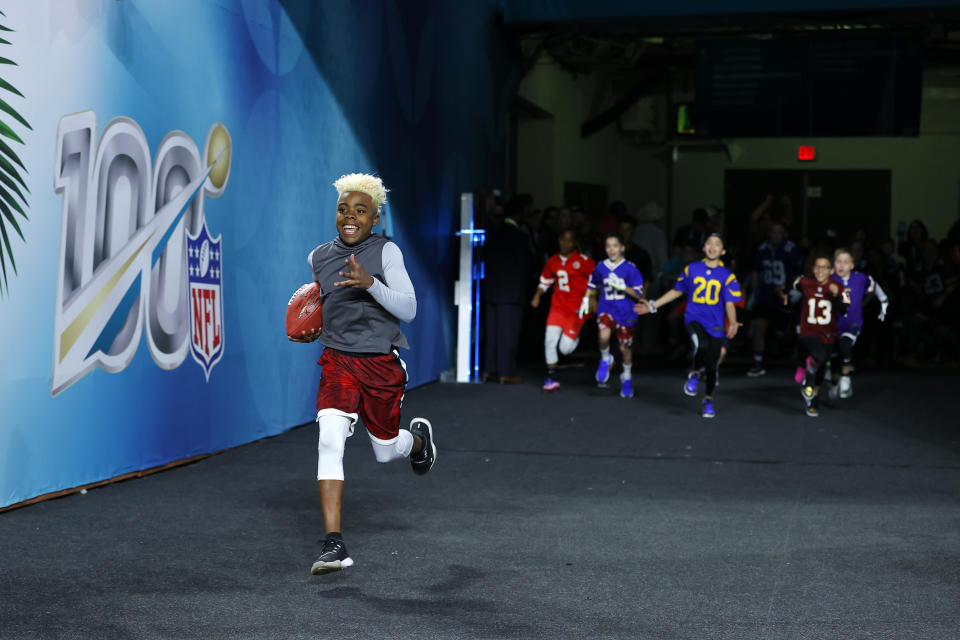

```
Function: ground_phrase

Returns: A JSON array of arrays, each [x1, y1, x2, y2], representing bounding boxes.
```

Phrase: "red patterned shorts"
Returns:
[[315, 348, 407, 440], [597, 313, 634, 347]]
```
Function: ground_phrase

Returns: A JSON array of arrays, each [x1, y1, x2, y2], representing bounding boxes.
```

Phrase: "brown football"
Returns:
[[286, 282, 323, 341]]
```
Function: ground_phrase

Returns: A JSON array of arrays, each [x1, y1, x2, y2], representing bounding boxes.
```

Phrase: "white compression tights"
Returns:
[[316, 409, 357, 481], [544, 325, 580, 366], [368, 430, 414, 463]]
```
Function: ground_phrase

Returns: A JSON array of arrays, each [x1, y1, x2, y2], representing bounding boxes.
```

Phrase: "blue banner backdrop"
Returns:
[[0, 0, 515, 508]]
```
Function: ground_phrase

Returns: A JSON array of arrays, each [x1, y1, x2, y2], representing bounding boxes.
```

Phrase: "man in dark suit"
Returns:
[[483, 199, 535, 383]]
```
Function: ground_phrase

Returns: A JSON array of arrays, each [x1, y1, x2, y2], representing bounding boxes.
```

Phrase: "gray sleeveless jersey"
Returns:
[[309, 234, 410, 354]]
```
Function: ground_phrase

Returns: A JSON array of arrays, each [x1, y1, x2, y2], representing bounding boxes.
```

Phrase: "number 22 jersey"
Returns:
[[673, 260, 742, 337]]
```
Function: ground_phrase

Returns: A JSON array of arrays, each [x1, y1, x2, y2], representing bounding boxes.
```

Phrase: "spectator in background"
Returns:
[[538, 206, 561, 259], [746, 222, 805, 377], [633, 201, 669, 285], [673, 208, 711, 254], [905, 239, 959, 363], [619, 217, 653, 284], [482, 198, 535, 383], [593, 201, 627, 258], [850, 239, 870, 273], [898, 220, 929, 277]]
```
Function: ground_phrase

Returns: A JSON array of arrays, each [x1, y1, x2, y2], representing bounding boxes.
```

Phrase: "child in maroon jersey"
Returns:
[[782, 255, 846, 417]]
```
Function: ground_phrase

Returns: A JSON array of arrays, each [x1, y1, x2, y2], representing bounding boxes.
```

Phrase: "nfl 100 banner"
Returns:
[[0, 0, 509, 509], [51, 112, 231, 395]]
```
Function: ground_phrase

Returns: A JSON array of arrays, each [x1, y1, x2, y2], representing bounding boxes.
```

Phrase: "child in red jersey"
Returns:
[[782, 255, 846, 417], [530, 229, 596, 391]]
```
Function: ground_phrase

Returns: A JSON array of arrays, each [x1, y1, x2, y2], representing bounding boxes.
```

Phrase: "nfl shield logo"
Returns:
[[187, 223, 224, 380]]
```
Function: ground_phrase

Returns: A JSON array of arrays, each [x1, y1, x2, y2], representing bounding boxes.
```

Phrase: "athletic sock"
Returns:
[[326, 531, 342, 541], [600, 347, 611, 361], [753, 352, 763, 365], [622, 363, 632, 380]]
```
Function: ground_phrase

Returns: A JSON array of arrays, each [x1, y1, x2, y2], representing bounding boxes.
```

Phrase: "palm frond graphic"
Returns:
[[0, 9, 32, 297]]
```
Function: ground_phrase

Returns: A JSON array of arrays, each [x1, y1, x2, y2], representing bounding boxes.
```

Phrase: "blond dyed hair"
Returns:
[[333, 173, 389, 212]]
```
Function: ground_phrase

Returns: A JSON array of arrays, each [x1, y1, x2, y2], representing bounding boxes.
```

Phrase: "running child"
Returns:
[[297, 173, 436, 575], [635, 233, 741, 418], [582, 232, 644, 398], [784, 255, 846, 417], [830, 248, 888, 398], [530, 229, 596, 391]]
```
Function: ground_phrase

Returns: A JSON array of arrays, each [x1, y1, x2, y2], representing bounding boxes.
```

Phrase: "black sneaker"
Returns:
[[409, 417, 436, 475], [805, 394, 820, 418], [746, 365, 766, 377], [310, 538, 353, 575]]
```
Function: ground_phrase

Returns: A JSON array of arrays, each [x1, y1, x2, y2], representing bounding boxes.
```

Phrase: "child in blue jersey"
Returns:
[[747, 223, 804, 376], [830, 248, 888, 399], [636, 233, 741, 417], [581, 233, 644, 398]]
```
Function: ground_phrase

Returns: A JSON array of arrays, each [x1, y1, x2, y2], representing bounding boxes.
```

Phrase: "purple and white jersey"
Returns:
[[589, 259, 644, 327], [831, 271, 875, 335], [753, 240, 804, 306]]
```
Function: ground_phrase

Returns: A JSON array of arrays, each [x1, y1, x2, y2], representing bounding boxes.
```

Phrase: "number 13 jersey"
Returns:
[[674, 260, 742, 337], [797, 276, 841, 343]]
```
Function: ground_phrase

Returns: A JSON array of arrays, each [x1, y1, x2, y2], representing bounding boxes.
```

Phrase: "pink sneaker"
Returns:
[[794, 366, 805, 384]]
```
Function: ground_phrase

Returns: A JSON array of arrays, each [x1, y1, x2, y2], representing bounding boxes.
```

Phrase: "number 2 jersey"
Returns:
[[538, 251, 596, 314], [589, 259, 645, 327], [673, 260, 742, 338], [795, 276, 845, 343]]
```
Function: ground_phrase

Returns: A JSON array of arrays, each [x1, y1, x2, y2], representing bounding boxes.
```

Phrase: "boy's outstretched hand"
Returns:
[[726, 321, 742, 339], [634, 300, 652, 315], [334, 254, 374, 289]]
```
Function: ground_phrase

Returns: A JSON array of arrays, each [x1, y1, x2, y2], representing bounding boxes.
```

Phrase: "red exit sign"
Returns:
[[798, 145, 816, 161]]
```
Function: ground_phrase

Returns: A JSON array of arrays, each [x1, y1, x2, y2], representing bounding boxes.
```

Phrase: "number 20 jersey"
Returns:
[[674, 260, 742, 337], [538, 251, 596, 314]]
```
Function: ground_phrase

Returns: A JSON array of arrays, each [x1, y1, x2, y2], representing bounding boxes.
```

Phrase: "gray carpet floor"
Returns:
[[2, 366, 958, 639]]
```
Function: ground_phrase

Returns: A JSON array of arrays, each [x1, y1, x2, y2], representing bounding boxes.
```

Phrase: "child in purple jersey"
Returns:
[[830, 248, 888, 399], [637, 234, 741, 418], [581, 233, 644, 398]]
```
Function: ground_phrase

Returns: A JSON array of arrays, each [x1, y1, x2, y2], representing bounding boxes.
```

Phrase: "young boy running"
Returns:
[[530, 229, 596, 391], [784, 255, 846, 417], [635, 233, 741, 418], [296, 173, 436, 575], [583, 233, 644, 398], [831, 248, 889, 398]]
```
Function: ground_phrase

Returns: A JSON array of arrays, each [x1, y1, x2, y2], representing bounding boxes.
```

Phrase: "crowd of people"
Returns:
[[478, 189, 960, 415]]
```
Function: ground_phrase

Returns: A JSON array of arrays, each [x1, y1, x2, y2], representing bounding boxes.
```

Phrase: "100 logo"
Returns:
[[52, 111, 231, 395]]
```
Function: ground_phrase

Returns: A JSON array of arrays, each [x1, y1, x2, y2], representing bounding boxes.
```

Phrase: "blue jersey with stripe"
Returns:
[[589, 259, 644, 327], [674, 260, 742, 337]]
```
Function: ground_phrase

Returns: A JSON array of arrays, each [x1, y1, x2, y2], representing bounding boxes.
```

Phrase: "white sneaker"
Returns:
[[839, 375, 852, 399]]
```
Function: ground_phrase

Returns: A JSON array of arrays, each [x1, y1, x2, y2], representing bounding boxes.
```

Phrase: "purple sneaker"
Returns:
[[542, 378, 560, 392], [595, 356, 613, 384], [701, 398, 715, 418], [683, 371, 700, 397], [620, 377, 633, 398]]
